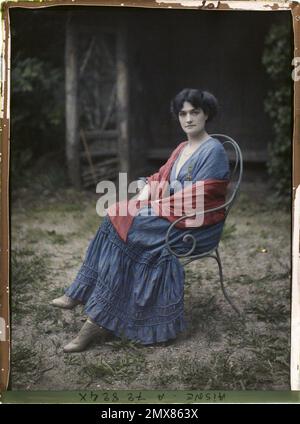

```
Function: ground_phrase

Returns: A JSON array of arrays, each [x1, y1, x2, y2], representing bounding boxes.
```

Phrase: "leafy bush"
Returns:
[[10, 11, 66, 188], [11, 56, 65, 161], [262, 23, 292, 201]]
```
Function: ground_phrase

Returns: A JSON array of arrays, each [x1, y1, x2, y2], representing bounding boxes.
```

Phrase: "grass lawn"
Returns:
[[10, 181, 291, 390]]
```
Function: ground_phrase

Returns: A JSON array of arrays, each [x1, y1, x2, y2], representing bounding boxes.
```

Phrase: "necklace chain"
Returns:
[[182, 146, 197, 156]]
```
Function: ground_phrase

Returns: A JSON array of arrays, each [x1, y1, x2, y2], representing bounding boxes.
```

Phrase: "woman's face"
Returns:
[[178, 101, 208, 136]]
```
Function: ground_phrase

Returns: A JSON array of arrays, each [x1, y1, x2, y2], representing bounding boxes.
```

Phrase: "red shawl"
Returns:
[[108, 142, 228, 242]]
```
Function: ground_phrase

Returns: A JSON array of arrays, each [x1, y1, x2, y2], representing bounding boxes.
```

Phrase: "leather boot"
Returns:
[[50, 294, 82, 309], [63, 318, 108, 353]]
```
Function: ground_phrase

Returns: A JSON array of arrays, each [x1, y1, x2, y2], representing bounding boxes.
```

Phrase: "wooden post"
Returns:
[[65, 13, 81, 189], [291, 186, 300, 390], [116, 23, 130, 179], [291, 3, 300, 390], [292, 4, 300, 197], [0, 3, 11, 392]]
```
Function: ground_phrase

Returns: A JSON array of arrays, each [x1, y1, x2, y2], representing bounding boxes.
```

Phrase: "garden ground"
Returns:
[[10, 180, 291, 390]]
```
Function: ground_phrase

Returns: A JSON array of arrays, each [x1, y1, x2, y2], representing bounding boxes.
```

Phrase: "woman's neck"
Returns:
[[186, 130, 209, 147]]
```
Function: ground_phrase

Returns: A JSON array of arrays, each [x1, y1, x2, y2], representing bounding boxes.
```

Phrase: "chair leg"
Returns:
[[213, 248, 241, 316]]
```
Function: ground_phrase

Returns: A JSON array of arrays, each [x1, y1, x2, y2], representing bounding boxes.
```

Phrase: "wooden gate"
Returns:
[[78, 29, 118, 188]]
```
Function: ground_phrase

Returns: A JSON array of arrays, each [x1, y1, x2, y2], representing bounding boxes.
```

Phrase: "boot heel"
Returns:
[[63, 319, 108, 353]]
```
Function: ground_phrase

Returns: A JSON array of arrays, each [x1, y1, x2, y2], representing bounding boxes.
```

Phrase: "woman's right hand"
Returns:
[[136, 184, 150, 201]]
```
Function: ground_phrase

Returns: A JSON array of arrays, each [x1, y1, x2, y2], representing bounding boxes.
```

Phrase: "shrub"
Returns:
[[262, 22, 292, 201]]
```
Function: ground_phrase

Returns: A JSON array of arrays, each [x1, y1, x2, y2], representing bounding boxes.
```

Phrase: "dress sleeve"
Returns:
[[194, 141, 230, 181]]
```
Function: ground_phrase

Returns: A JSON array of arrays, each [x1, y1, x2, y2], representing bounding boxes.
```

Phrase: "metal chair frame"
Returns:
[[165, 134, 243, 315]]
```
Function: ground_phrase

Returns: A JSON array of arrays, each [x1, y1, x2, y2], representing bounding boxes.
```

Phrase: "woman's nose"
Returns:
[[186, 114, 192, 122]]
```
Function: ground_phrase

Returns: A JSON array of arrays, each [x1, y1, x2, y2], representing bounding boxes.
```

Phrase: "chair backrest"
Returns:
[[165, 134, 243, 260], [210, 133, 243, 219]]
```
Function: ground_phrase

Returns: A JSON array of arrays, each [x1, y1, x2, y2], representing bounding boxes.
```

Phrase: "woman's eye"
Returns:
[[192, 110, 200, 115]]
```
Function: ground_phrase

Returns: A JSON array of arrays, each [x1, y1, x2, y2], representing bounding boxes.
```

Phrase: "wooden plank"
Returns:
[[116, 23, 130, 175], [79, 137, 118, 159], [147, 148, 172, 161], [82, 171, 117, 181], [80, 149, 117, 160], [0, 2, 10, 392], [65, 12, 81, 189], [82, 158, 118, 176], [84, 129, 118, 140], [291, 185, 300, 390], [82, 158, 119, 187], [80, 129, 97, 186], [292, 4, 300, 196], [147, 148, 268, 163]]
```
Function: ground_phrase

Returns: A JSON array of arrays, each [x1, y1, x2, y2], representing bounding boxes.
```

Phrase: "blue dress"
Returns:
[[65, 137, 229, 345]]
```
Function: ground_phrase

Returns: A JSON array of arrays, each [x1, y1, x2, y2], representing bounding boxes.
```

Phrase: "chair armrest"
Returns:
[[164, 202, 228, 258], [164, 179, 243, 258]]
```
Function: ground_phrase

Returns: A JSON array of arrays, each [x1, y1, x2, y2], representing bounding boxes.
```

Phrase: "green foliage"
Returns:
[[221, 223, 237, 242], [11, 247, 48, 322], [12, 57, 64, 127], [11, 343, 38, 373], [11, 55, 65, 162], [10, 11, 66, 188], [11, 184, 290, 391], [262, 23, 292, 201]]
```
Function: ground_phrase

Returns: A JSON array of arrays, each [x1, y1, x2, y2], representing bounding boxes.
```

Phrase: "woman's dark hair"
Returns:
[[170, 88, 218, 123]]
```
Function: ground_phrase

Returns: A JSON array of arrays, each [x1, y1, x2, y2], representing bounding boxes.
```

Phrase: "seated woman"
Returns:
[[50, 88, 229, 352]]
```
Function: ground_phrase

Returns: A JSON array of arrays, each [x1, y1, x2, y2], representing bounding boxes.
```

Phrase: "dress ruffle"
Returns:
[[65, 216, 187, 345], [65, 263, 98, 303], [65, 138, 228, 345]]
